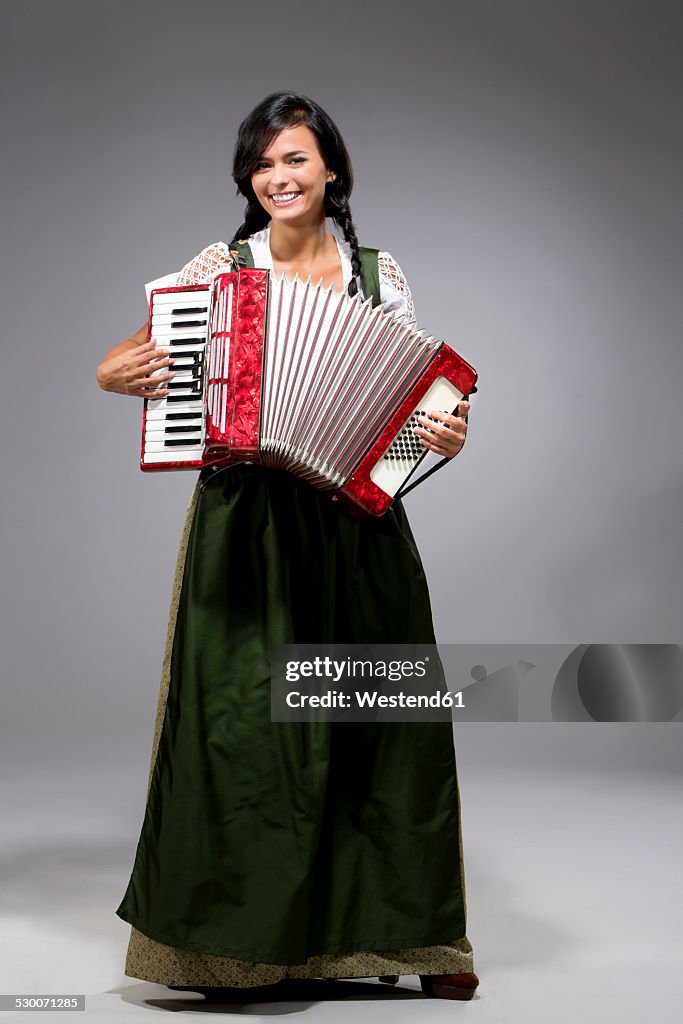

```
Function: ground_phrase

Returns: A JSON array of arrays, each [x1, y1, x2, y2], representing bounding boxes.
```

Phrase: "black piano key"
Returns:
[[170, 319, 207, 329], [165, 425, 202, 434], [164, 438, 202, 447], [169, 337, 205, 346], [167, 380, 202, 392], [171, 306, 206, 315], [164, 412, 202, 421]]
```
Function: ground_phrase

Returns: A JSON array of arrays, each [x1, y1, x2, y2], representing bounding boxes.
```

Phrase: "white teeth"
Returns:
[[271, 192, 301, 202]]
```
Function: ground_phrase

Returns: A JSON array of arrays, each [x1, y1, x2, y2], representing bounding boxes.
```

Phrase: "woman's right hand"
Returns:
[[97, 337, 175, 398]]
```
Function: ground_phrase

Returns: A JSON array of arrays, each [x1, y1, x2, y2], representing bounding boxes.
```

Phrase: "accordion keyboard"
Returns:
[[142, 287, 210, 465]]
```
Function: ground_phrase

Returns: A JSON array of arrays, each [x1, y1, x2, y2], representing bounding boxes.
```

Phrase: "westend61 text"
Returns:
[[285, 689, 465, 709]]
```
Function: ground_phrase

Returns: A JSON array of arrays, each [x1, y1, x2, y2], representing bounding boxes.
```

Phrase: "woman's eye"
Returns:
[[290, 157, 305, 164]]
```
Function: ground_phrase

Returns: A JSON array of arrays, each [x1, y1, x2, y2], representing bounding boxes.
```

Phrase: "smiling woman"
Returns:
[[250, 126, 342, 288], [98, 91, 476, 1003]]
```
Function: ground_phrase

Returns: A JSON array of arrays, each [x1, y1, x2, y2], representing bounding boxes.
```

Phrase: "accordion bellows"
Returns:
[[141, 269, 477, 516]]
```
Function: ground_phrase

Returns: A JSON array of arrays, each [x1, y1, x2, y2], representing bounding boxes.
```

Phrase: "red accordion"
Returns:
[[141, 269, 477, 516]]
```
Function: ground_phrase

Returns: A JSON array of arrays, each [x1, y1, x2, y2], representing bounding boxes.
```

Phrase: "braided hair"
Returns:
[[230, 92, 364, 297]]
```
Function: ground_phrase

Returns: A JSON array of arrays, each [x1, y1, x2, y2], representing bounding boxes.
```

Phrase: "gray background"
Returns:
[[1, 1, 682, 1019]]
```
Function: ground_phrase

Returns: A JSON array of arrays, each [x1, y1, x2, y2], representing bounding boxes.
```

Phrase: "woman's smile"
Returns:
[[269, 191, 303, 206]]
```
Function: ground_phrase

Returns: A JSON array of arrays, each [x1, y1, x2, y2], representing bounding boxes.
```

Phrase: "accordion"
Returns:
[[141, 269, 477, 517]]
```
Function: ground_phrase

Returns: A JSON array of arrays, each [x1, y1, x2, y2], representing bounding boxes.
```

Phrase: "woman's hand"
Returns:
[[97, 337, 175, 398], [413, 400, 470, 458]]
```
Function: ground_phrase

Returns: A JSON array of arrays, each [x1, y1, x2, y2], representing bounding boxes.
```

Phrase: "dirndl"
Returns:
[[116, 463, 470, 974]]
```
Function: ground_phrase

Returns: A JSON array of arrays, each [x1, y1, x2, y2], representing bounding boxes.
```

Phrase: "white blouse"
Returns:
[[144, 218, 416, 325]]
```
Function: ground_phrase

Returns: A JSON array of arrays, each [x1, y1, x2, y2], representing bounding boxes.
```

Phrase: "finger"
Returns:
[[137, 337, 163, 354], [414, 433, 452, 456], [425, 406, 468, 424], [146, 354, 174, 370], [126, 386, 170, 399], [133, 371, 176, 387], [419, 412, 460, 435], [143, 342, 171, 359], [418, 437, 451, 455], [414, 425, 446, 441], [422, 414, 466, 434], [417, 416, 456, 433], [128, 367, 175, 388], [131, 344, 170, 365], [141, 335, 172, 353], [415, 431, 461, 459], [141, 381, 172, 395], [415, 421, 464, 442]]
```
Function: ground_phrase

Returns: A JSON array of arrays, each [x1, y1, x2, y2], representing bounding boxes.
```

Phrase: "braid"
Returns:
[[326, 189, 362, 297], [229, 201, 270, 246]]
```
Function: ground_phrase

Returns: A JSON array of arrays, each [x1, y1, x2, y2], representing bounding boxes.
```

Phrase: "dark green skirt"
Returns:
[[115, 464, 466, 965]]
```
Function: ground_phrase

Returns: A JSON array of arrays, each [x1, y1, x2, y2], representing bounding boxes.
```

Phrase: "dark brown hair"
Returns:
[[230, 92, 363, 296]]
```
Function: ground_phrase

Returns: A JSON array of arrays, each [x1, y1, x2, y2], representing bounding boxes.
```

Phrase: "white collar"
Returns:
[[247, 216, 354, 287]]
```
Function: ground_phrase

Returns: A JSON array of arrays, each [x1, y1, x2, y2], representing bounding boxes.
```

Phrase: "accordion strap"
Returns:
[[396, 455, 452, 499], [358, 246, 381, 307], [231, 239, 255, 269]]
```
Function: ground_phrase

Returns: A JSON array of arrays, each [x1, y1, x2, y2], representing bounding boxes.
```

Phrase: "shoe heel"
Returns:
[[378, 975, 399, 985], [419, 975, 434, 996], [420, 973, 479, 1001]]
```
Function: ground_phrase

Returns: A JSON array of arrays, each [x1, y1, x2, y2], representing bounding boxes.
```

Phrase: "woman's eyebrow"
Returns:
[[258, 149, 308, 161]]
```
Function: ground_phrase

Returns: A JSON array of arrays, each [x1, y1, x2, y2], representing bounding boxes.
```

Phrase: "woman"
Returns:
[[97, 92, 478, 1002]]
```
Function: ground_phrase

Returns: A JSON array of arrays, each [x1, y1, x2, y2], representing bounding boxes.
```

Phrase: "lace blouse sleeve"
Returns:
[[144, 241, 235, 303], [378, 252, 416, 327], [175, 241, 234, 286]]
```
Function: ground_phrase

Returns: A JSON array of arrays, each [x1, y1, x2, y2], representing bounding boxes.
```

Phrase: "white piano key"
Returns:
[[146, 398, 203, 414], [151, 313, 209, 328], [145, 413, 203, 425], [144, 428, 203, 439], [144, 431, 203, 446], [150, 339, 205, 349], [142, 448, 205, 464], [149, 327, 206, 340], [151, 290, 210, 307], [156, 344, 205, 355], [144, 438, 204, 453], [165, 370, 202, 382]]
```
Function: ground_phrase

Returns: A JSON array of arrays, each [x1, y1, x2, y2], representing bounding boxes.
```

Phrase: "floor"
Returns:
[[2, 740, 682, 1023]]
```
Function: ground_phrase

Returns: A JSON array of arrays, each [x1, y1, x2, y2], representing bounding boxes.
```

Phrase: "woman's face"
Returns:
[[250, 124, 336, 226]]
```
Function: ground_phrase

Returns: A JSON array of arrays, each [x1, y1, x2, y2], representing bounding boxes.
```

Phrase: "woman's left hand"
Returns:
[[413, 400, 470, 458]]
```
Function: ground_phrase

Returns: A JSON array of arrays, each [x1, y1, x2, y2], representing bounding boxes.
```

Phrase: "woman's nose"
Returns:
[[269, 165, 292, 189]]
